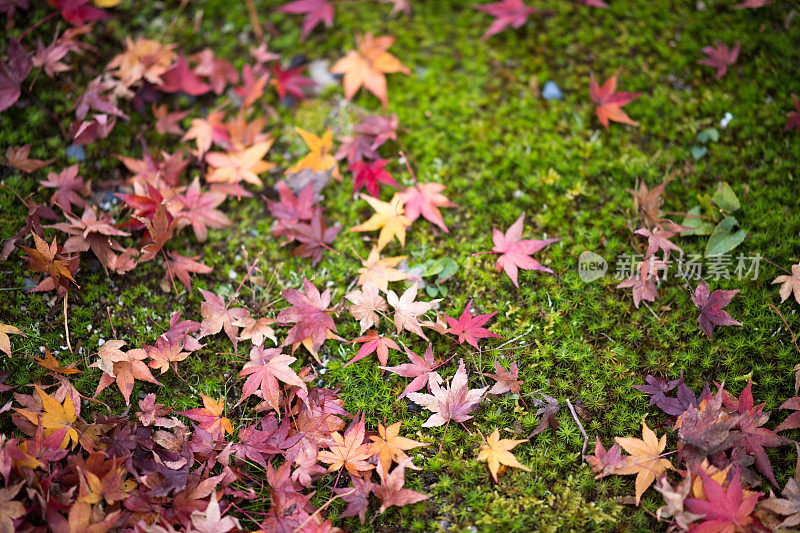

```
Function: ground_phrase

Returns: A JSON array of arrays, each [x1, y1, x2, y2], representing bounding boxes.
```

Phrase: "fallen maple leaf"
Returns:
[[190, 496, 241, 533], [373, 458, 429, 513], [171, 177, 232, 242], [192, 48, 239, 95], [157, 54, 211, 95], [239, 346, 307, 412], [277, 0, 334, 40], [351, 193, 412, 250], [237, 316, 277, 347], [381, 343, 443, 399], [277, 277, 337, 356], [476, 212, 558, 287], [271, 63, 314, 101], [135, 204, 176, 262], [589, 67, 642, 128], [475, 0, 541, 40], [757, 444, 800, 529], [0, 39, 31, 112], [90, 340, 162, 405], [484, 361, 522, 395], [348, 330, 399, 367], [370, 421, 427, 478], [692, 280, 742, 339], [285, 127, 339, 179], [33, 347, 81, 375], [15, 384, 79, 448], [198, 289, 249, 349], [346, 282, 387, 334], [19, 233, 77, 289], [180, 393, 234, 438], [614, 418, 673, 505], [0, 483, 25, 533], [107, 38, 175, 87], [773, 263, 800, 304], [396, 182, 455, 232], [152, 104, 188, 135], [206, 140, 275, 188], [698, 40, 741, 79], [161, 251, 212, 292], [357, 247, 409, 292], [444, 299, 500, 349], [350, 159, 400, 197], [407, 359, 487, 428], [318, 414, 375, 477], [584, 436, 625, 479], [331, 32, 410, 108], [4, 145, 54, 173], [477, 427, 531, 482], [386, 283, 440, 340], [685, 467, 760, 532], [786, 95, 800, 134]]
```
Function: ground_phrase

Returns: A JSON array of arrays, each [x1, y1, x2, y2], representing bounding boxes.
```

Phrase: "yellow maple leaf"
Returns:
[[614, 418, 673, 505], [350, 193, 411, 251], [477, 428, 531, 482], [16, 385, 79, 449], [0, 323, 23, 356], [285, 127, 339, 179], [331, 33, 410, 108], [357, 247, 409, 292]]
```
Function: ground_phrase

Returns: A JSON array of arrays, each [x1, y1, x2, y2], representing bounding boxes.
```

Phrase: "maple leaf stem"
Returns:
[[106, 306, 118, 341], [565, 398, 589, 457], [439, 418, 451, 454], [768, 303, 800, 355], [398, 150, 420, 187], [232, 253, 263, 302], [160, 248, 181, 297], [641, 301, 660, 321], [756, 252, 790, 274]]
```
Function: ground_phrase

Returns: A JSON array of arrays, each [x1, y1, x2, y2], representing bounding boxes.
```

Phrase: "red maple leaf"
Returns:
[[589, 67, 642, 128], [475, 0, 540, 41], [198, 289, 248, 348], [161, 251, 212, 292], [350, 159, 400, 197], [39, 164, 86, 212], [407, 359, 487, 427], [381, 344, 443, 399], [277, 0, 335, 41], [476, 212, 558, 287], [444, 300, 500, 349], [192, 48, 238, 95], [157, 54, 211, 96], [180, 394, 233, 438], [692, 280, 742, 339], [785, 94, 800, 134], [271, 63, 314, 100], [396, 182, 455, 232], [172, 177, 232, 242], [267, 181, 316, 228], [238, 346, 307, 412], [685, 467, 760, 531], [347, 330, 400, 367], [46, 0, 109, 26], [277, 277, 337, 352], [0, 39, 32, 112], [698, 41, 740, 79], [234, 65, 268, 108]]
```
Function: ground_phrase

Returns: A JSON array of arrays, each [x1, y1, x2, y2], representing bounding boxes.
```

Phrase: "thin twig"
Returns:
[[243, 0, 263, 38], [64, 293, 72, 353], [768, 303, 800, 355], [565, 398, 589, 457]]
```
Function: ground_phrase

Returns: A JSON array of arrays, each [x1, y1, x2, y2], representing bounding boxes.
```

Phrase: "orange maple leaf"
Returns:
[[614, 418, 673, 505], [589, 67, 642, 128], [477, 428, 531, 482], [205, 140, 275, 187], [180, 394, 234, 437], [369, 421, 428, 478], [318, 415, 375, 477], [350, 193, 411, 250], [331, 33, 409, 108]]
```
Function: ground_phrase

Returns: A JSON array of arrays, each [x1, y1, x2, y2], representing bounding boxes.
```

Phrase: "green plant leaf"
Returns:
[[681, 206, 714, 236], [691, 145, 707, 160], [697, 127, 719, 144], [711, 182, 740, 212], [436, 258, 458, 281], [705, 216, 746, 257]]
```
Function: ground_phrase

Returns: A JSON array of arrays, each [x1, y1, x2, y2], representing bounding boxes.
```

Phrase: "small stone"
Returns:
[[542, 81, 562, 100], [66, 145, 86, 162]]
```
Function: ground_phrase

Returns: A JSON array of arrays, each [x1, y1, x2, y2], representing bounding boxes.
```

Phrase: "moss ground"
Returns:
[[2, 0, 800, 530]]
